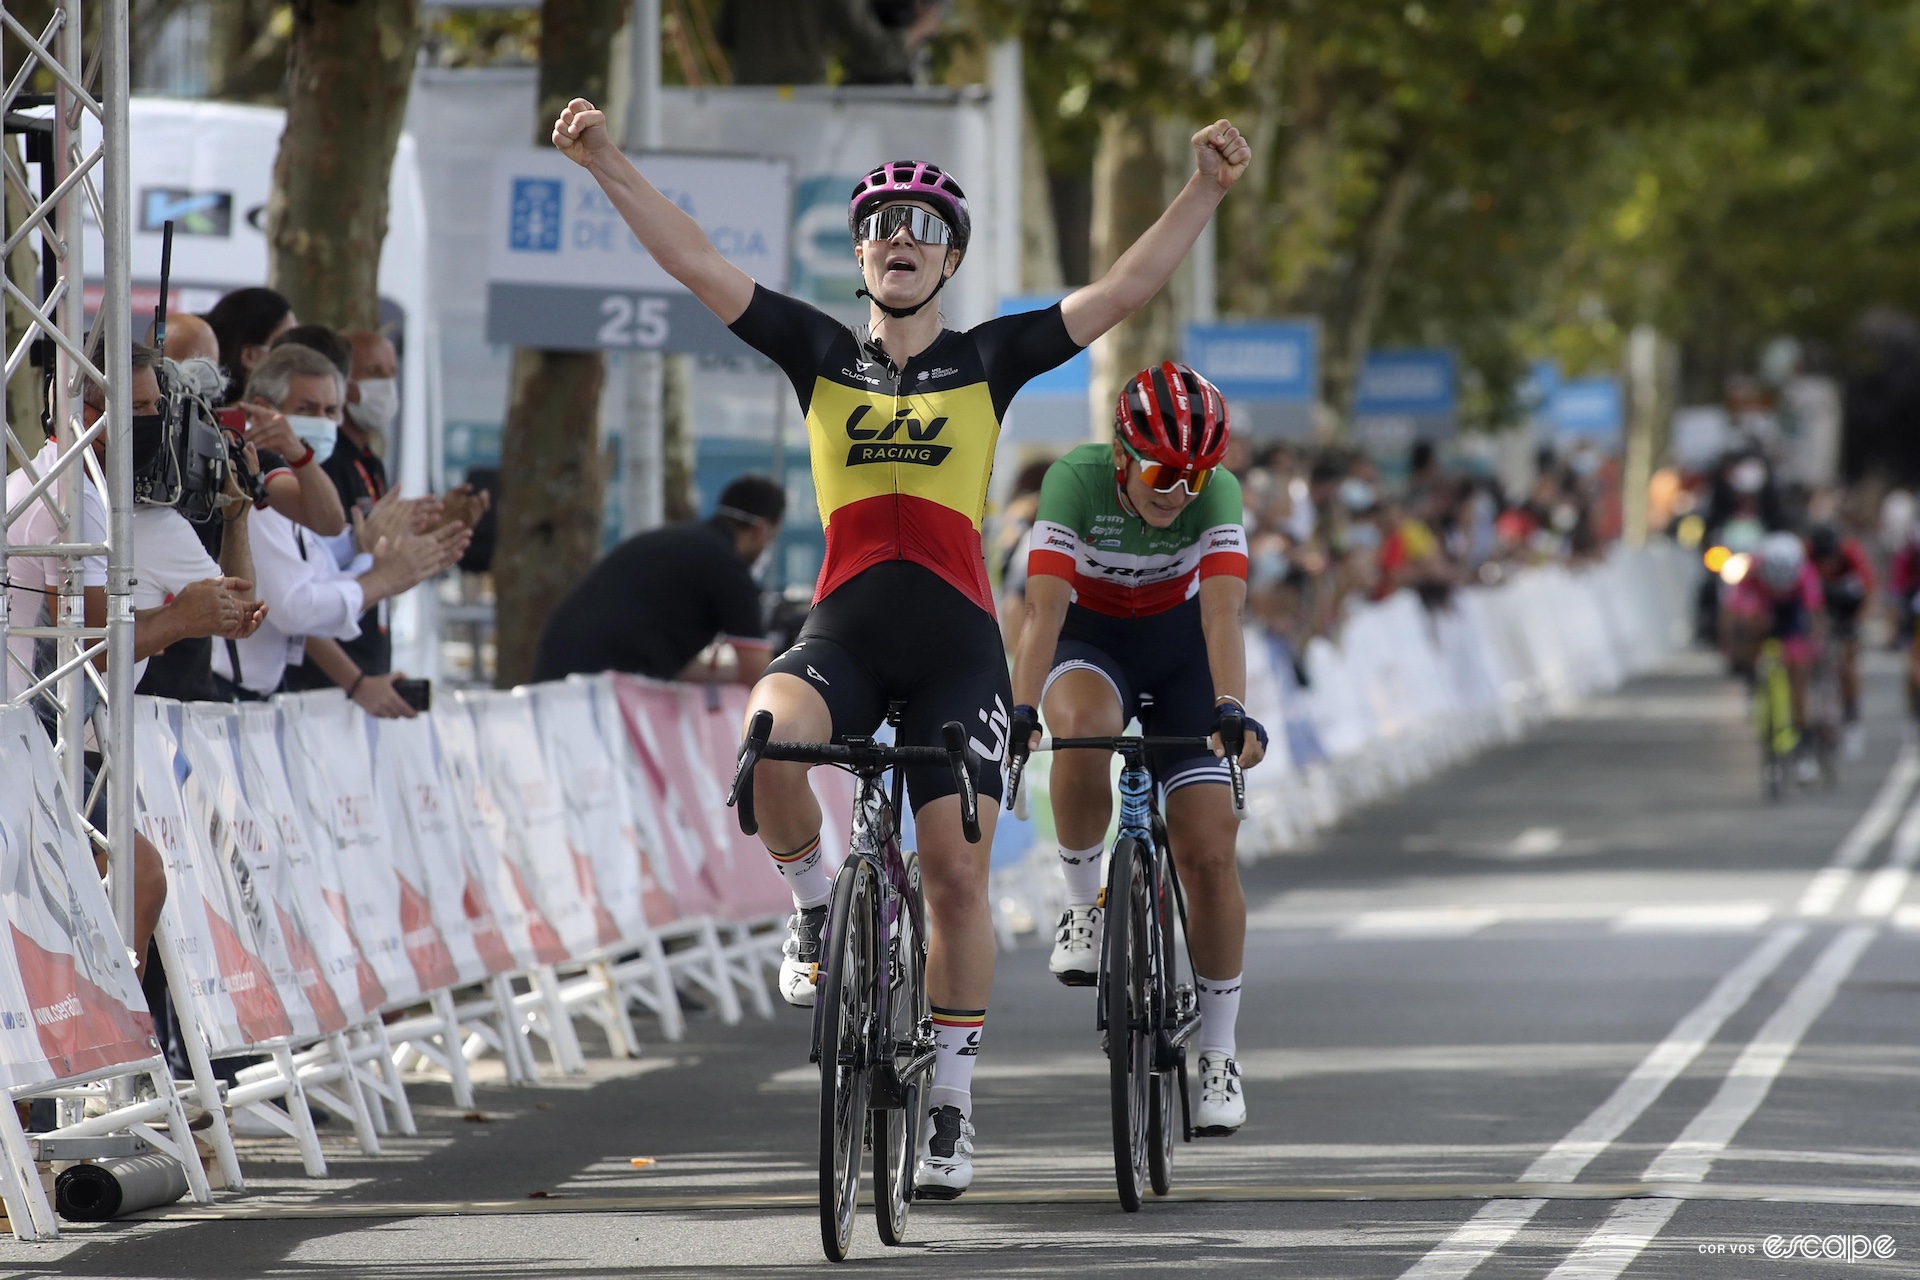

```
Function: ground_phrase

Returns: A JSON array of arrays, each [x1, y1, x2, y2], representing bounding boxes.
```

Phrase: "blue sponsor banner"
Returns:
[[1354, 348, 1456, 417], [999, 293, 1089, 395], [1183, 321, 1318, 402], [1552, 376, 1624, 441]]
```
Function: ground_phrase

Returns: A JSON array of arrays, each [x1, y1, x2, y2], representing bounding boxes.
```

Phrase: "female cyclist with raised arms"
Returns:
[[553, 98, 1249, 1199], [1008, 362, 1265, 1137]]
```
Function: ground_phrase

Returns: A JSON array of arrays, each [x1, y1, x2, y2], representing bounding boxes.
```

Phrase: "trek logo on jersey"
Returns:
[[843, 403, 952, 467]]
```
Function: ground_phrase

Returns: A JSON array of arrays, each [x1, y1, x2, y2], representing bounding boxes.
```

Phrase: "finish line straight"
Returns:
[[1399, 750, 1920, 1280]]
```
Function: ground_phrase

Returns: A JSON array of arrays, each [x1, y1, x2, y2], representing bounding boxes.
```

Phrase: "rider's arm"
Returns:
[[1010, 573, 1072, 716], [1059, 121, 1249, 347], [1198, 575, 1249, 710], [552, 99, 755, 324]]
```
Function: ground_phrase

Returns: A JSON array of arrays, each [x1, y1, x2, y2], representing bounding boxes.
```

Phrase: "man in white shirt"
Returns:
[[211, 343, 467, 711]]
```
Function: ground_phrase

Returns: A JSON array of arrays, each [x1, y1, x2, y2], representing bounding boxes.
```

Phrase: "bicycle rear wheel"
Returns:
[[818, 860, 876, 1262], [1103, 836, 1151, 1212], [874, 853, 927, 1247]]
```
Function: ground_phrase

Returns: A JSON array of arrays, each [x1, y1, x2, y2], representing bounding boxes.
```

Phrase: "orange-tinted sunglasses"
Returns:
[[1122, 440, 1215, 495]]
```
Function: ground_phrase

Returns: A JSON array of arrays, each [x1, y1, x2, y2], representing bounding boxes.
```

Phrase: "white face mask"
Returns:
[[286, 414, 338, 465], [349, 377, 398, 433]]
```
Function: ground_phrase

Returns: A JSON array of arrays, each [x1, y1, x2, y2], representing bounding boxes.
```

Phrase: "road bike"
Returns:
[[729, 707, 981, 1261], [1005, 719, 1243, 1211]]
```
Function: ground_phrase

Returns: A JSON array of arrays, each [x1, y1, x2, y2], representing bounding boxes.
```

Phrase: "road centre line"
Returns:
[[1398, 749, 1918, 1280], [124, 1178, 1920, 1223], [1541, 798, 1920, 1278]]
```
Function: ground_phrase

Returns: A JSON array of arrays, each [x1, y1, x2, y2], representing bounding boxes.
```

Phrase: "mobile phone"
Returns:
[[216, 406, 247, 433], [393, 678, 432, 713]]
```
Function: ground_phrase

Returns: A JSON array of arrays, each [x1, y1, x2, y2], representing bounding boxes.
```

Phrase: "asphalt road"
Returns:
[[10, 651, 1920, 1278]]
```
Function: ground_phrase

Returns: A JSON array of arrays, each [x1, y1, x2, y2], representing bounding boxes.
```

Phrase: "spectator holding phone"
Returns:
[[211, 344, 468, 712]]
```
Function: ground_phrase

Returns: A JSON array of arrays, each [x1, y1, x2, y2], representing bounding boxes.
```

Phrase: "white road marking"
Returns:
[[1399, 747, 1918, 1280], [1396, 926, 1806, 1280], [1341, 908, 1501, 937], [1611, 904, 1772, 933], [1544, 924, 1878, 1280], [1796, 745, 1919, 915], [1539, 792, 1920, 1276], [1509, 826, 1565, 856]]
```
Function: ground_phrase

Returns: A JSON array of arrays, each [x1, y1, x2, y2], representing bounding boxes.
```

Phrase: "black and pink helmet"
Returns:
[[847, 161, 972, 258]]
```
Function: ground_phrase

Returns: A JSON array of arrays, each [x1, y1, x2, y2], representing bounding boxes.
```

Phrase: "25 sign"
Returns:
[[597, 295, 670, 348]]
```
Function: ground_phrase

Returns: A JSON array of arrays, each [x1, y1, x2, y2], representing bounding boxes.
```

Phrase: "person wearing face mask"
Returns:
[[197, 290, 347, 540], [212, 343, 470, 708], [532, 474, 784, 684]]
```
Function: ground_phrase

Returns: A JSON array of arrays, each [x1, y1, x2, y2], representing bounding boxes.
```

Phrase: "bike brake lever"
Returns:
[[729, 709, 773, 836], [940, 720, 982, 844]]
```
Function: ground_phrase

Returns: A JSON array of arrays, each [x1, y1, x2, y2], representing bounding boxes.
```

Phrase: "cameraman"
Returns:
[[211, 344, 467, 710]]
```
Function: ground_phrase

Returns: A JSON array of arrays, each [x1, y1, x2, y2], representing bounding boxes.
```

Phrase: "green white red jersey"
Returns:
[[1025, 442, 1248, 618]]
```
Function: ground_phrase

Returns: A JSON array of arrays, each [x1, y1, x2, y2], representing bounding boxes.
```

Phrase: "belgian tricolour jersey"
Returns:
[[729, 285, 1083, 615], [1027, 442, 1248, 618]]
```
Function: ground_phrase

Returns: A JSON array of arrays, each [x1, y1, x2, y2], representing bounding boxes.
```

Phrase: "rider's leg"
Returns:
[[1786, 651, 1810, 732], [1165, 780, 1246, 1041], [1042, 667, 1126, 903], [743, 673, 835, 906], [1840, 635, 1861, 723], [918, 797, 999, 1117]]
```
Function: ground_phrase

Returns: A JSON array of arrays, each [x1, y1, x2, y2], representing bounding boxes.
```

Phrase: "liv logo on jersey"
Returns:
[[970, 696, 1009, 764], [843, 404, 952, 467]]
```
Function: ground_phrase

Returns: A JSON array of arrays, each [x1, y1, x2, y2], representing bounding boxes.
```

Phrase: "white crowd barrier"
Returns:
[[993, 542, 1699, 922], [0, 668, 859, 1236]]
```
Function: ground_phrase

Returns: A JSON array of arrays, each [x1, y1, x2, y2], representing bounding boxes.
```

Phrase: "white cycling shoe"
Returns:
[[1048, 904, 1102, 987], [913, 1104, 975, 1200], [1193, 1050, 1246, 1136], [777, 905, 828, 1008]]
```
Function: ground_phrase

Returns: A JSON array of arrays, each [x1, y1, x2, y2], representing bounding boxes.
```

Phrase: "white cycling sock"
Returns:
[[1057, 842, 1105, 907], [1195, 972, 1242, 1058], [928, 1005, 985, 1119], [769, 834, 832, 910]]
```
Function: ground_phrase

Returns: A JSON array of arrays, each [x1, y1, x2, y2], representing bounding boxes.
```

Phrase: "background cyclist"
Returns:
[[1007, 362, 1266, 1137], [553, 98, 1250, 1199], [1723, 530, 1827, 779], [1806, 523, 1872, 760]]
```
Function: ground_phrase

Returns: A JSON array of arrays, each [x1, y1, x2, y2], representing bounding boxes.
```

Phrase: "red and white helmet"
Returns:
[[1115, 361, 1231, 472]]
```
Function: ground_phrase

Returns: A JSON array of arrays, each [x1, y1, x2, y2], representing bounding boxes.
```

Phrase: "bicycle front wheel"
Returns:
[[1147, 852, 1179, 1197], [875, 852, 927, 1247], [818, 860, 876, 1262], [1103, 835, 1152, 1212]]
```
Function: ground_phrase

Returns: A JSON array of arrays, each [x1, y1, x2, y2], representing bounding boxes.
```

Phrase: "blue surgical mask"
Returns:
[[286, 414, 338, 465]]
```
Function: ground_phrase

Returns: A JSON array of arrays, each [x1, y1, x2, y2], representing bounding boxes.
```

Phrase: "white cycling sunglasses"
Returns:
[[856, 204, 953, 246]]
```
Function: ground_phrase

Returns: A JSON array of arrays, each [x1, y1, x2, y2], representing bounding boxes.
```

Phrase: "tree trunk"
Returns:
[[206, 0, 293, 102], [267, 0, 421, 328], [1019, 97, 1063, 292], [1086, 110, 1173, 439], [1266, 67, 1343, 315], [661, 353, 695, 521], [492, 0, 627, 688], [1220, 23, 1285, 318], [1325, 145, 1420, 426]]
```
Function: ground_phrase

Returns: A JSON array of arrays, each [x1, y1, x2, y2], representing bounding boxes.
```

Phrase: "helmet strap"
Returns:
[[855, 262, 954, 320]]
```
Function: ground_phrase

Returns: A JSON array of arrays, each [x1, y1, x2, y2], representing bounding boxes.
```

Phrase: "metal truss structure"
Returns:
[[1, 0, 133, 941]]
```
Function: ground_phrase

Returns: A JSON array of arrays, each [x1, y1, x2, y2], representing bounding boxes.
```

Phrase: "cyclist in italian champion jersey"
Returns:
[[1008, 362, 1266, 1136], [554, 98, 1251, 1198]]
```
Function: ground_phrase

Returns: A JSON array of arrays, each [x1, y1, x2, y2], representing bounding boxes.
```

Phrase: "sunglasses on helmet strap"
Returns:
[[1121, 439, 1216, 495], [857, 204, 953, 246]]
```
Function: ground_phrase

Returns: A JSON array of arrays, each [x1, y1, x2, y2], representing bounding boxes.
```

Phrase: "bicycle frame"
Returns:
[[809, 758, 935, 1106], [1089, 742, 1204, 1135]]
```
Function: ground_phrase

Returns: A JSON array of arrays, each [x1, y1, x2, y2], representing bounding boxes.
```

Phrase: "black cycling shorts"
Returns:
[[767, 561, 1009, 812], [1045, 598, 1229, 792]]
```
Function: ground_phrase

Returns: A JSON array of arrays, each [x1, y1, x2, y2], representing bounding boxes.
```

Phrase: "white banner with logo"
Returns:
[[431, 702, 570, 970], [177, 706, 347, 1042], [274, 691, 424, 1009], [0, 707, 158, 1088], [133, 700, 294, 1055], [370, 715, 516, 986]]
